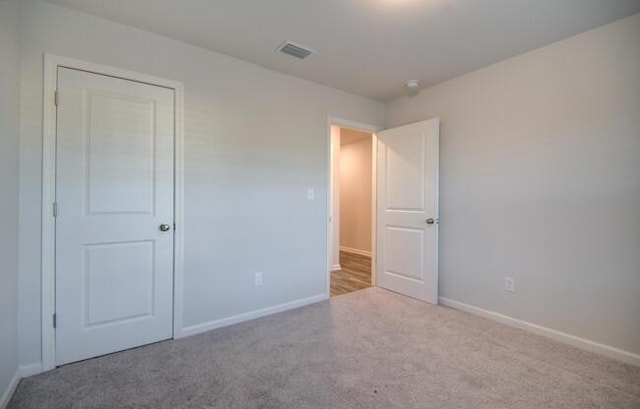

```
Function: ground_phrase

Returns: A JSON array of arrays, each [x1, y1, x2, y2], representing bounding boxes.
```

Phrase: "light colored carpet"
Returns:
[[9, 288, 640, 408]]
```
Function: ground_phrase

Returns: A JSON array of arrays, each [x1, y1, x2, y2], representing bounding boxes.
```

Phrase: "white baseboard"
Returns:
[[439, 297, 640, 367], [17, 295, 330, 376], [339, 246, 371, 257], [331, 264, 341, 271], [19, 363, 43, 378], [178, 293, 328, 338], [0, 370, 20, 409]]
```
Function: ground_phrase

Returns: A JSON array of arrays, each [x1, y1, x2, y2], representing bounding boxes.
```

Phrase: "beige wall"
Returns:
[[386, 13, 640, 356], [0, 0, 21, 397], [339, 130, 372, 254]]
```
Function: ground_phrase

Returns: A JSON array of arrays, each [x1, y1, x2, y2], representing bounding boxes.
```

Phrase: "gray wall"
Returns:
[[386, 14, 640, 355], [16, 0, 638, 371], [18, 0, 384, 367], [0, 0, 21, 398]]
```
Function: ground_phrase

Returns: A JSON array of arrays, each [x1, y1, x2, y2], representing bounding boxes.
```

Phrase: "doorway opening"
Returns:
[[329, 125, 376, 297]]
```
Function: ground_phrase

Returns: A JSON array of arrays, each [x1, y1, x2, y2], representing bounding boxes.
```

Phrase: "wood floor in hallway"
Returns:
[[330, 251, 371, 297]]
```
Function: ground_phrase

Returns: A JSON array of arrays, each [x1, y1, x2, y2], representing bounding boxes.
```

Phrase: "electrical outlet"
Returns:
[[255, 272, 263, 286], [307, 188, 315, 200], [504, 277, 516, 293]]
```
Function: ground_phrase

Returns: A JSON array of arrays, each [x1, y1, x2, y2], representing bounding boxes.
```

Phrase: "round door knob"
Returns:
[[426, 218, 436, 225], [159, 224, 171, 232]]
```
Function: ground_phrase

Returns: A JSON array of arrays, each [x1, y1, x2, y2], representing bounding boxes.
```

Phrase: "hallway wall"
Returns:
[[339, 130, 372, 255]]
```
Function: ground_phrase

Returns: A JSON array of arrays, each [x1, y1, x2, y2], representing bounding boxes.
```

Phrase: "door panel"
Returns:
[[86, 92, 156, 214], [55, 67, 175, 365], [385, 227, 424, 281], [84, 241, 155, 326], [385, 131, 425, 211], [377, 119, 439, 303]]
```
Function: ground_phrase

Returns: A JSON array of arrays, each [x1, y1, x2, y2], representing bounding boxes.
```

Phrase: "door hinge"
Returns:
[[53, 313, 57, 328], [54, 90, 58, 107], [53, 202, 58, 218]]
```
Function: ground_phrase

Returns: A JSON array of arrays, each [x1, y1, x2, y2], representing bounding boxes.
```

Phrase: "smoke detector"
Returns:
[[405, 80, 421, 97], [277, 41, 315, 60]]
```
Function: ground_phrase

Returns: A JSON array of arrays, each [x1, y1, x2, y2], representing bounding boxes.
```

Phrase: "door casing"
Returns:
[[41, 54, 185, 371]]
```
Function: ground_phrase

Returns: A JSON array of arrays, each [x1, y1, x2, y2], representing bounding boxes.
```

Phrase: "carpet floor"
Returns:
[[9, 288, 640, 409]]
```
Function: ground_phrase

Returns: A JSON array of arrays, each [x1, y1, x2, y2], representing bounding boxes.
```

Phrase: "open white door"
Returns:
[[55, 67, 175, 365], [376, 119, 439, 303]]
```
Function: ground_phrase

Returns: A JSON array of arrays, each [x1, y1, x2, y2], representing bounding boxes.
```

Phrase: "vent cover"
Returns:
[[277, 41, 315, 60]]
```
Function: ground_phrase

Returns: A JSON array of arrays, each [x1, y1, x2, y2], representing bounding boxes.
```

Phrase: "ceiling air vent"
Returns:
[[277, 41, 315, 60]]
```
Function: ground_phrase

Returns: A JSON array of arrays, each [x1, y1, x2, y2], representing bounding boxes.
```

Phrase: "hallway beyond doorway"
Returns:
[[330, 251, 371, 297]]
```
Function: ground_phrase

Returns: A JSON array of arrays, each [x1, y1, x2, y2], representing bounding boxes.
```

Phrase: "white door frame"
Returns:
[[41, 54, 185, 371], [326, 117, 381, 297]]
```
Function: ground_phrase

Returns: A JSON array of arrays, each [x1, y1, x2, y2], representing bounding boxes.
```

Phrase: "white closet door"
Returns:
[[55, 67, 175, 365]]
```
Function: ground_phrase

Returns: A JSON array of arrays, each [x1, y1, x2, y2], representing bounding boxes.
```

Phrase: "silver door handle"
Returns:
[[426, 218, 437, 225], [159, 224, 171, 232]]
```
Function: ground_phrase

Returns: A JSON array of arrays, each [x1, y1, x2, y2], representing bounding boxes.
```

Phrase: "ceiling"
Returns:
[[45, 0, 640, 101], [341, 128, 372, 145]]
